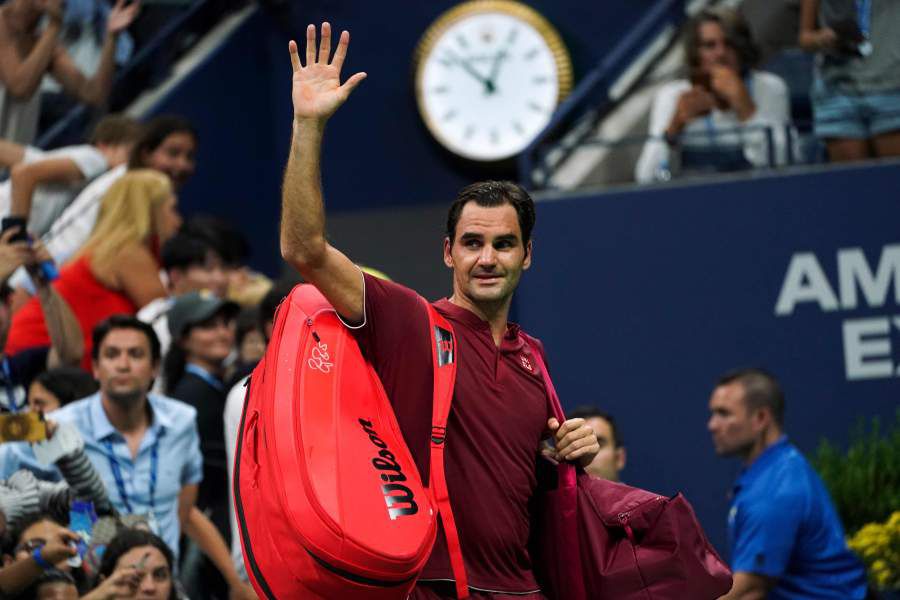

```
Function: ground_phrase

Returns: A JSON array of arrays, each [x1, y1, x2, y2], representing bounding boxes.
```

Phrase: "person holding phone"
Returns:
[[636, 8, 793, 183], [800, 0, 900, 162]]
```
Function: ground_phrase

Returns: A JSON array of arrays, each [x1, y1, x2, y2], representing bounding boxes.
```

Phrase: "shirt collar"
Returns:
[[89, 393, 172, 441], [434, 298, 525, 352], [734, 435, 790, 489]]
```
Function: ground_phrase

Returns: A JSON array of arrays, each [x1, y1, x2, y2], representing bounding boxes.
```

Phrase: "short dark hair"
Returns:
[[445, 181, 536, 245], [2, 512, 66, 555], [34, 568, 76, 589], [98, 529, 176, 600], [684, 8, 759, 74], [33, 367, 99, 407], [127, 115, 196, 170], [92, 315, 161, 364], [160, 232, 218, 273], [89, 114, 142, 147], [717, 368, 785, 427], [568, 405, 624, 447], [180, 216, 249, 267]]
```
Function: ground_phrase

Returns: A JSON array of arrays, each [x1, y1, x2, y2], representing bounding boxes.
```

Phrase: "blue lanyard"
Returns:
[[1, 358, 21, 413], [104, 434, 161, 515], [185, 364, 224, 392], [856, 0, 872, 38]]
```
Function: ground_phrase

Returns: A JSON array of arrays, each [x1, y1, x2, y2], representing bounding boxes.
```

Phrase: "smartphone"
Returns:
[[0, 411, 47, 443], [0, 217, 28, 243]]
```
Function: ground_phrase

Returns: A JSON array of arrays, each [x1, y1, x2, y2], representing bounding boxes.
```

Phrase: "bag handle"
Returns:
[[424, 300, 470, 599], [522, 335, 586, 600]]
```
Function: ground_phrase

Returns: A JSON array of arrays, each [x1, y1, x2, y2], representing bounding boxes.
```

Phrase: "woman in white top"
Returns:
[[635, 8, 792, 183]]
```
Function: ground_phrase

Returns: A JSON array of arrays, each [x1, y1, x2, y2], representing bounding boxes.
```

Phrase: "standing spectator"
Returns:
[[5, 169, 180, 370], [708, 368, 868, 599], [6, 115, 197, 301], [800, 0, 900, 161], [46, 315, 254, 598], [0, 114, 140, 237], [567, 406, 626, 482], [636, 8, 792, 182], [0, 0, 140, 145], [0, 228, 84, 412]]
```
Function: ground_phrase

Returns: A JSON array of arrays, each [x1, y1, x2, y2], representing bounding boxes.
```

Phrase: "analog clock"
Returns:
[[414, 1, 573, 162]]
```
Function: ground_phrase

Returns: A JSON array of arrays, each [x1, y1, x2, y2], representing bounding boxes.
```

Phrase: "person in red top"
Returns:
[[279, 23, 601, 599], [6, 169, 181, 370]]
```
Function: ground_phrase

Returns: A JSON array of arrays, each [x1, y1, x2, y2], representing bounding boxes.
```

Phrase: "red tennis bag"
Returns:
[[233, 285, 464, 599]]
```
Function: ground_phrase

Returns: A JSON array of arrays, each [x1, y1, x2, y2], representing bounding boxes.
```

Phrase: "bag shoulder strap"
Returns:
[[423, 300, 469, 599]]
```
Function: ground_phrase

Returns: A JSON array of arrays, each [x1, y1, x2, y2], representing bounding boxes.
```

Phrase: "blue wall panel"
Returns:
[[517, 163, 900, 553]]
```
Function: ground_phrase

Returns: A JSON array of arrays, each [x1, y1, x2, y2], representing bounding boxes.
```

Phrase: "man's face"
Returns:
[[36, 582, 78, 600], [583, 416, 626, 481], [93, 328, 158, 405], [697, 21, 740, 73], [443, 202, 531, 309], [170, 251, 229, 297], [143, 132, 196, 190], [707, 382, 759, 457]]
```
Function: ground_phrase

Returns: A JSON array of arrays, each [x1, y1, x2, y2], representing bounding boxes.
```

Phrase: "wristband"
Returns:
[[32, 546, 53, 569]]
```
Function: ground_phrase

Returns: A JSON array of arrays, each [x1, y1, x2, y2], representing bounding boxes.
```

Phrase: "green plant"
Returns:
[[811, 411, 900, 535]]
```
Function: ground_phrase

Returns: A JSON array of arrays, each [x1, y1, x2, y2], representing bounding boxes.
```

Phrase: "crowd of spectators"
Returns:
[[635, 1, 900, 183]]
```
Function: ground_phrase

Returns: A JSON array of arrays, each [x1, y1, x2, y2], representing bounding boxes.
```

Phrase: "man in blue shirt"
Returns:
[[708, 368, 868, 600]]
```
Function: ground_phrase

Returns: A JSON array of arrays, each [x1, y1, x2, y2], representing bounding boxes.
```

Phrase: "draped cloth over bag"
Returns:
[[524, 336, 734, 600]]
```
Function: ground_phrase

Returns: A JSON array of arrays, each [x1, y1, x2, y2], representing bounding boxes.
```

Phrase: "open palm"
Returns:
[[107, 0, 141, 35], [290, 23, 366, 121]]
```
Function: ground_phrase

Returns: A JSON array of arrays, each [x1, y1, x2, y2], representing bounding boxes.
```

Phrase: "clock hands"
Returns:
[[443, 49, 495, 94]]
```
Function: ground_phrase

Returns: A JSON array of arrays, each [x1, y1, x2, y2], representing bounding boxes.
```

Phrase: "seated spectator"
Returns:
[[92, 528, 175, 600], [636, 8, 792, 182], [137, 227, 231, 386], [5, 169, 180, 370], [800, 0, 900, 161], [6, 115, 197, 301], [28, 366, 99, 414], [0, 0, 139, 145], [0, 114, 140, 237], [568, 406, 627, 482], [0, 512, 79, 596], [0, 231, 84, 412]]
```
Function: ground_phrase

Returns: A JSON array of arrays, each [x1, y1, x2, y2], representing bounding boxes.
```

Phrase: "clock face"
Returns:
[[415, 2, 572, 162]]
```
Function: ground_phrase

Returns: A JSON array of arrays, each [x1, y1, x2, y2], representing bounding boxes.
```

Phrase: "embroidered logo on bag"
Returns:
[[307, 341, 333, 373]]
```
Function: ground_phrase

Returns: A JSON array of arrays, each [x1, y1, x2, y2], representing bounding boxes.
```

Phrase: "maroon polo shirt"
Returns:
[[351, 273, 551, 594]]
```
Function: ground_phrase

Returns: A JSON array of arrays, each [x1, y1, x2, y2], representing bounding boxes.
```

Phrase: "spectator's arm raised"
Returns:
[[0, 0, 63, 99], [280, 22, 367, 323]]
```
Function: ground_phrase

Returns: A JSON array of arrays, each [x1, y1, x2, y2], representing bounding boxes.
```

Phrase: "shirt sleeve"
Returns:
[[63, 145, 109, 180], [181, 415, 204, 486], [731, 491, 804, 577], [349, 272, 426, 365]]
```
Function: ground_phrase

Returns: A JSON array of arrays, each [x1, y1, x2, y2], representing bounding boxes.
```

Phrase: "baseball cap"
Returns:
[[167, 290, 239, 340]]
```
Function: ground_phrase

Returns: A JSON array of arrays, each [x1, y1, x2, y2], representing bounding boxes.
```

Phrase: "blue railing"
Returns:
[[518, 0, 687, 189], [36, 0, 221, 149]]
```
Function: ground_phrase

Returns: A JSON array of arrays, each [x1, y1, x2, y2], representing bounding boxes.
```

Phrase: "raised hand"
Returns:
[[0, 227, 30, 282], [289, 22, 367, 122], [107, 0, 141, 36]]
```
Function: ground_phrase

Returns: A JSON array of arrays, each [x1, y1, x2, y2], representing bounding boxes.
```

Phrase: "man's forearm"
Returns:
[[6, 23, 60, 98], [80, 34, 117, 106], [183, 507, 244, 587], [280, 118, 328, 266], [37, 283, 83, 366]]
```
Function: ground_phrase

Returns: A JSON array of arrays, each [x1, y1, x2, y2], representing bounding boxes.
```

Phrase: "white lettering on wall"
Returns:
[[838, 245, 900, 310], [775, 253, 839, 316], [842, 318, 893, 380]]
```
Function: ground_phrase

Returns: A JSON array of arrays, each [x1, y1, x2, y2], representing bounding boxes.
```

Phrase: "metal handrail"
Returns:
[[518, 0, 687, 189]]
